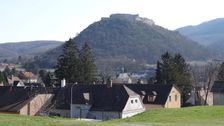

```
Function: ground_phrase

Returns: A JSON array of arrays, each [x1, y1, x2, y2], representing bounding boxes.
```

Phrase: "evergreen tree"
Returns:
[[4, 66, 11, 77], [39, 70, 49, 86], [0, 71, 8, 85], [173, 53, 192, 103], [217, 62, 224, 81], [155, 61, 162, 83], [79, 43, 97, 83], [17, 56, 22, 64], [155, 52, 192, 104], [39, 70, 57, 87], [45, 72, 57, 87], [55, 39, 80, 83], [160, 52, 175, 84], [11, 68, 18, 76]]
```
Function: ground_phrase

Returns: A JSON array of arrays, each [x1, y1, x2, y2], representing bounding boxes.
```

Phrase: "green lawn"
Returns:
[[1, 106, 224, 126]]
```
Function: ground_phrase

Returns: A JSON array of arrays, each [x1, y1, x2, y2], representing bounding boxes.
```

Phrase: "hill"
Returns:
[[1, 106, 224, 126], [177, 18, 224, 46], [41, 14, 211, 72], [0, 40, 63, 60]]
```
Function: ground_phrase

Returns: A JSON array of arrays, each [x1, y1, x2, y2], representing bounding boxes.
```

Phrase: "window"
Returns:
[[135, 99, 138, 103], [148, 95, 156, 102], [175, 95, 178, 101], [131, 100, 134, 104], [169, 96, 171, 102], [148, 96, 154, 102]]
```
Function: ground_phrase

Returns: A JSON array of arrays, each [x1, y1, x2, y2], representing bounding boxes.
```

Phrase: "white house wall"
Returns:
[[122, 96, 145, 118], [122, 109, 145, 118]]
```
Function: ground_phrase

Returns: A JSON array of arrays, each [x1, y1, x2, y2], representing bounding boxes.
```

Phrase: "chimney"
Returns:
[[61, 78, 66, 87], [107, 78, 113, 88]]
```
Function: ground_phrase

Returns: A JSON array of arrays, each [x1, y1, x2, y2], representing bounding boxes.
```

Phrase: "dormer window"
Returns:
[[147, 91, 157, 102], [147, 95, 156, 102]]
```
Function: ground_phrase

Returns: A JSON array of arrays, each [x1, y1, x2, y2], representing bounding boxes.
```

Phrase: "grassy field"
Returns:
[[1, 106, 224, 126]]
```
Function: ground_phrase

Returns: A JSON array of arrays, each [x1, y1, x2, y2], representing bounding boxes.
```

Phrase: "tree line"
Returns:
[[155, 51, 224, 106], [0, 66, 19, 85]]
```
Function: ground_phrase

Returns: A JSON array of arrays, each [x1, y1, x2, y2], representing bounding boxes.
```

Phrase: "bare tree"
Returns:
[[190, 61, 219, 105], [203, 62, 218, 105], [189, 65, 201, 105]]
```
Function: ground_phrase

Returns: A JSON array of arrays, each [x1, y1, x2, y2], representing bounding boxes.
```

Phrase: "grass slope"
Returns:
[[1, 106, 224, 126], [112, 106, 224, 126]]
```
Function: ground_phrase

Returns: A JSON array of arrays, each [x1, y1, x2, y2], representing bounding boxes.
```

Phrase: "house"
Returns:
[[13, 80, 25, 87], [50, 83, 145, 120], [186, 86, 213, 106], [24, 83, 43, 87], [19, 72, 38, 83], [0, 63, 16, 72], [125, 84, 181, 108], [210, 81, 224, 105], [113, 73, 132, 84], [72, 85, 145, 120], [7, 75, 22, 86], [0, 86, 54, 115], [50, 83, 180, 120], [0, 82, 181, 119]]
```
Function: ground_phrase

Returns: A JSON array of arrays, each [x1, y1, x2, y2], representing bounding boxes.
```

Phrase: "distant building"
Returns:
[[186, 87, 213, 106], [0, 63, 16, 72], [113, 73, 132, 84], [13, 80, 25, 87], [19, 72, 38, 83], [7, 75, 22, 86]]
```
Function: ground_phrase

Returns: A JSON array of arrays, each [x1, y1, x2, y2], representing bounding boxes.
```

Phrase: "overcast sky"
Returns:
[[0, 0, 224, 43]]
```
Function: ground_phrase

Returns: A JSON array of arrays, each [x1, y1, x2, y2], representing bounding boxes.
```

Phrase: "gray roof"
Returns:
[[90, 85, 135, 111], [0, 86, 55, 112], [54, 84, 139, 111], [125, 84, 174, 105], [55, 84, 175, 110], [211, 81, 224, 93], [0, 83, 176, 113], [0, 87, 35, 112]]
